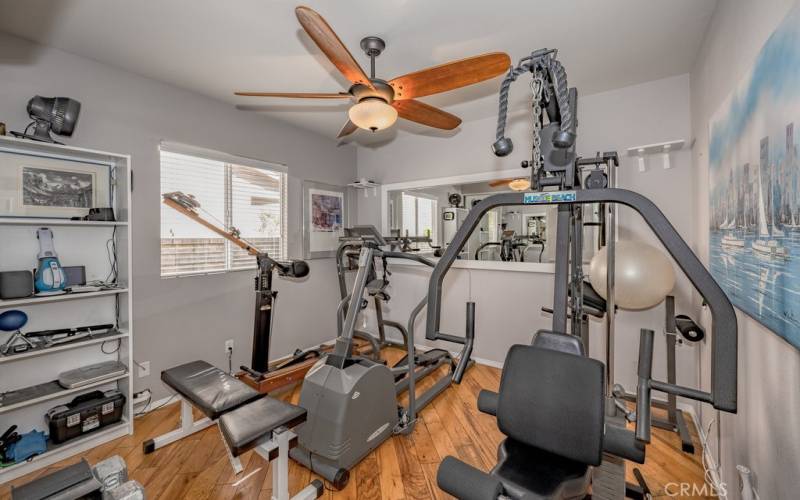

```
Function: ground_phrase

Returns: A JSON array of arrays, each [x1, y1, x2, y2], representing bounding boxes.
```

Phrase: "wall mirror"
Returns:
[[384, 175, 603, 266]]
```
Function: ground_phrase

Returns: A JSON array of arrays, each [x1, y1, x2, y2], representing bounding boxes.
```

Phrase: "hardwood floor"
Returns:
[[1, 350, 713, 499]]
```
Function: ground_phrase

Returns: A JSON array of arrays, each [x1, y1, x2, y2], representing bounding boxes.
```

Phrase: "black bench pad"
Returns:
[[161, 360, 260, 420], [219, 397, 307, 456]]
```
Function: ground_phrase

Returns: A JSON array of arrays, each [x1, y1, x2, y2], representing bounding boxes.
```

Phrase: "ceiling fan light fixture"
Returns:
[[348, 97, 398, 132], [508, 178, 531, 191]]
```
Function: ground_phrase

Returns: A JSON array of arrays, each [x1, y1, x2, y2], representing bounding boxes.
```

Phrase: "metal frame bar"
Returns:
[[659, 296, 695, 453], [636, 329, 655, 442], [605, 173, 617, 398], [552, 206, 571, 332], [222, 427, 321, 500], [425, 188, 738, 413], [144, 398, 215, 454], [570, 204, 585, 337], [619, 297, 696, 453]]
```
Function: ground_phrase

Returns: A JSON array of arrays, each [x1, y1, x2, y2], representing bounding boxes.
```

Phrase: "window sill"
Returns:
[[160, 266, 257, 279]]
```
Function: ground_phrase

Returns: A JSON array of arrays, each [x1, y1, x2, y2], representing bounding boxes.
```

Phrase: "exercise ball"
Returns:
[[0, 310, 28, 332], [589, 241, 675, 310]]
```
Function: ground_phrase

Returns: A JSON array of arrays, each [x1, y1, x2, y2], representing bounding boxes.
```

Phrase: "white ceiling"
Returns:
[[0, 0, 717, 145]]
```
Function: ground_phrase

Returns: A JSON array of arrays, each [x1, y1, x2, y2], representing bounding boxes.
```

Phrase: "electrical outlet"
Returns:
[[225, 339, 234, 353], [132, 389, 151, 407], [138, 361, 150, 378]]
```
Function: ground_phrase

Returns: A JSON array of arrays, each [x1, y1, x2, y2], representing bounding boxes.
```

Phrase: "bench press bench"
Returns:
[[143, 360, 322, 500]]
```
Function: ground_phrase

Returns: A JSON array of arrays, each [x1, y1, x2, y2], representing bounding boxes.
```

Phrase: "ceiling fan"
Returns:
[[235, 6, 511, 138]]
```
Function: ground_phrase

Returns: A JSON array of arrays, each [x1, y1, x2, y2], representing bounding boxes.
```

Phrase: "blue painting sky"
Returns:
[[709, 5, 800, 171]]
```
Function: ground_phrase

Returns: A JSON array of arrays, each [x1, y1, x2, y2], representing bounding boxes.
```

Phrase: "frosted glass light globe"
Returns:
[[508, 178, 531, 191], [348, 98, 398, 131]]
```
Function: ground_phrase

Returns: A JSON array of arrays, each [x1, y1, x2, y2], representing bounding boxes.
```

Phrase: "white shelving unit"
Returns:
[[0, 288, 128, 308], [0, 218, 128, 227], [0, 136, 133, 482]]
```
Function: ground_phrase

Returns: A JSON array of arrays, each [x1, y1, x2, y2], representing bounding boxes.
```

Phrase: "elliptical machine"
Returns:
[[290, 225, 474, 489], [334, 227, 450, 366]]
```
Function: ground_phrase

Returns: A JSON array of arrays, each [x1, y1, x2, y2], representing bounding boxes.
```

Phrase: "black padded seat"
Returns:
[[492, 438, 591, 499], [437, 344, 605, 500], [161, 360, 260, 419], [531, 330, 585, 356], [218, 397, 307, 456]]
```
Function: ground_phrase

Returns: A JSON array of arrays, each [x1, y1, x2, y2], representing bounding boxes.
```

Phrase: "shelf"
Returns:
[[0, 218, 127, 227], [0, 288, 128, 308], [0, 135, 129, 165], [0, 330, 129, 364], [0, 418, 130, 480], [0, 372, 129, 414]]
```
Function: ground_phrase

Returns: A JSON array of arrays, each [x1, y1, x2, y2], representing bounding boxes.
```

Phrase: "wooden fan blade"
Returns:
[[488, 178, 513, 187], [337, 119, 358, 138], [295, 6, 374, 89], [389, 52, 510, 100], [393, 100, 461, 130], [234, 91, 351, 98]]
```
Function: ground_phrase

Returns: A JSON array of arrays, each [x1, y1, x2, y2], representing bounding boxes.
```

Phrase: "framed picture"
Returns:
[[0, 150, 111, 219], [708, 3, 800, 350], [303, 180, 348, 259]]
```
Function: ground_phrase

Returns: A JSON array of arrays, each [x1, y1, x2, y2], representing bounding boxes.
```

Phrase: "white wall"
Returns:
[[356, 74, 700, 393], [0, 32, 357, 401], [690, 1, 800, 497]]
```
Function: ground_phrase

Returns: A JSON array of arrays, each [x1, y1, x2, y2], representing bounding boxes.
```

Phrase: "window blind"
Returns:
[[160, 148, 287, 277]]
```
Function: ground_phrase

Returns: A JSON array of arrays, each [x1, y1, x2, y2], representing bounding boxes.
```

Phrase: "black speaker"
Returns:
[[0, 270, 35, 299], [63, 266, 86, 286]]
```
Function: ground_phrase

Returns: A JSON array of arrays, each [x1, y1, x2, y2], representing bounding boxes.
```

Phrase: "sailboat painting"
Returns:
[[709, 4, 800, 349]]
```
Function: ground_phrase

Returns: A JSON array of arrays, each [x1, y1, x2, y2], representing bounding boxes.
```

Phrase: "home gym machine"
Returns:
[[429, 48, 738, 499], [162, 192, 318, 393], [290, 225, 473, 489]]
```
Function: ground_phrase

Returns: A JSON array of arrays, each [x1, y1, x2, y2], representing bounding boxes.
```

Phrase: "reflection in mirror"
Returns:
[[387, 180, 602, 263]]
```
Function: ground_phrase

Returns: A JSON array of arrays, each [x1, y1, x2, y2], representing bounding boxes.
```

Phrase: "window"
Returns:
[[160, 146, 287, 277], [401, 193, 438, 248]]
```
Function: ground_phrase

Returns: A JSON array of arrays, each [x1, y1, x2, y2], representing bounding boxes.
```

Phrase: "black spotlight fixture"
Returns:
[[11, 96, 81, 144]]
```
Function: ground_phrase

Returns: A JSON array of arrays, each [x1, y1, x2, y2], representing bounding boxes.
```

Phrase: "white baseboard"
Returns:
[[137, 394, 180, 416], [469, 355, 504, 369], [409, 342, 506, 369]]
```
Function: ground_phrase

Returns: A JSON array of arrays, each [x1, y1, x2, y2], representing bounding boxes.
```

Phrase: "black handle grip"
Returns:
[[0, 425, 17, 442], [239, 365, 264, 380], [275, 259, 309, 278], [69, 390, 105, 407]]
